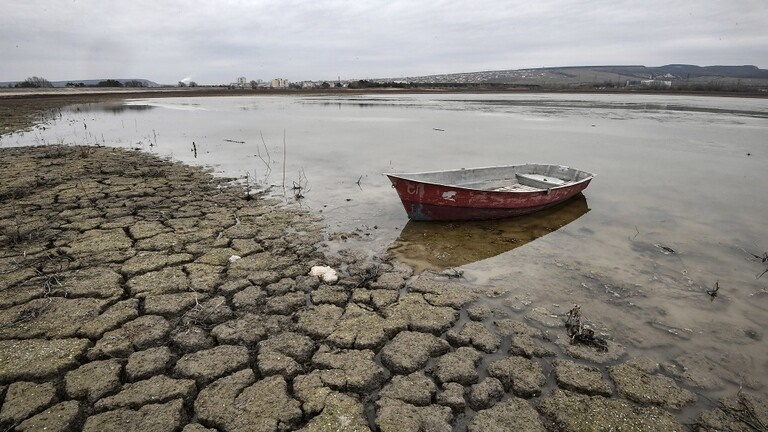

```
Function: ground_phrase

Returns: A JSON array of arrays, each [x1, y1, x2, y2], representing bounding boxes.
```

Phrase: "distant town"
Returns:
[[3, 64, 768, 93]]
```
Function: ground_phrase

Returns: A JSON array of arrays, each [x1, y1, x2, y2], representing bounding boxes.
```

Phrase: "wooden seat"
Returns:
[[516, 173, 566, 188]]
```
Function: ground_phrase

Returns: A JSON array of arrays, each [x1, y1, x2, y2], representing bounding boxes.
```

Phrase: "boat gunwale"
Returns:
[[385, 163, 595, 194]]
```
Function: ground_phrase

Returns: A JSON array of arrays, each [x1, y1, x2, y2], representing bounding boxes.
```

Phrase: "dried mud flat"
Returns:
[[0, 145, 766, 432]]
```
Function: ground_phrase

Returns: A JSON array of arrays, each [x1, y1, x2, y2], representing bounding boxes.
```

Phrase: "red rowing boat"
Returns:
[[386, 164, 594, 221]]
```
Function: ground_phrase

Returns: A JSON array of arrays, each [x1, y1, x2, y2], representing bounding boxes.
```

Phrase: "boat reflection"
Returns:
[[389, 193, 590, 272]]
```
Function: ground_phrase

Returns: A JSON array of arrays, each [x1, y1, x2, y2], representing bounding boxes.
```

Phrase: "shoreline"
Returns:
[[0, 144, 764, 430], [2, 85, 767, 98]]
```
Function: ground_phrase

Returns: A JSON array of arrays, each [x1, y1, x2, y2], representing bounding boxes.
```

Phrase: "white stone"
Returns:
[[309, 265, 338, 284]]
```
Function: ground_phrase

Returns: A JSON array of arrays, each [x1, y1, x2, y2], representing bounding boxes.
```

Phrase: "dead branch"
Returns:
[[565, 304, 608, 351], [179, 294, 226, 329], [716, 389, 768, 432], [257, 132, 273, 183], [654, 243, 676, 254], [1, 297, 53, 330], [442, 268, 464, 279], [736, 246, 768, 279], [706, 280, 720, 301], [282, 129, 286, 191], [355, 265, 381, 288]]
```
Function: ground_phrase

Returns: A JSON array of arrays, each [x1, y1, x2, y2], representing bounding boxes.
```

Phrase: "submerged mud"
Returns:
[[0, 145, 765, 431]]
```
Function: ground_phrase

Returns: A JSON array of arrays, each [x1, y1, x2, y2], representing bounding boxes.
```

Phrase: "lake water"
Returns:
[[3, 92, 768, 402]]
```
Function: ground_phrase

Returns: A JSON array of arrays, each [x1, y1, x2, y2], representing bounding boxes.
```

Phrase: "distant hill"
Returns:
[[650, 64, 768, 79], [392, 64, 768, 89], [0, 78, 162, 88]]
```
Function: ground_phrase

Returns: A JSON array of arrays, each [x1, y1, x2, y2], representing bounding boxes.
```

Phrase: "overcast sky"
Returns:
[[2, 0, 766, 84]]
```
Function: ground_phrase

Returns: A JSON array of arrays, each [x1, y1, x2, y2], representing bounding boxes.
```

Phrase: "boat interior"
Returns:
[[399, 164, 593, 192]]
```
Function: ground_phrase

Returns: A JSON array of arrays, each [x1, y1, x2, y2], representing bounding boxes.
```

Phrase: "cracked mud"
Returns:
[[1, 145, 765, 431]]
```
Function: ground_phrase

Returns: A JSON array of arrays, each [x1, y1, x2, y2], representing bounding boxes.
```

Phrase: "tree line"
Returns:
[[9, 77, 149, 88]]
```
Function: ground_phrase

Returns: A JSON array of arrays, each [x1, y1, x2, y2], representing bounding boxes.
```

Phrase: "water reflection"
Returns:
[[389, 194, 590, 272], [300, 98, 422, 110], [66, 102, 157, 114], [302, 96, 768, 119], [458, 99, 768, 118]]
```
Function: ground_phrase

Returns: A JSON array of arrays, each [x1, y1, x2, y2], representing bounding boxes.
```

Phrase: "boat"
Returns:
[[385, 164, 594, 221]]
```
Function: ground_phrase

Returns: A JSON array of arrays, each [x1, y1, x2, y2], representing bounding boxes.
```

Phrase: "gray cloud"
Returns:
[[2, 0, 766, 84]]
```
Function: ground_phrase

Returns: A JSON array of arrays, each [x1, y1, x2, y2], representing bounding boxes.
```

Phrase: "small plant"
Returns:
[[292, 168, 310, 200]]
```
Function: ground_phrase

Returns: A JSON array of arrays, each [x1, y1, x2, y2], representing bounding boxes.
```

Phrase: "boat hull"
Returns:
[[386, 165, 593, 221]]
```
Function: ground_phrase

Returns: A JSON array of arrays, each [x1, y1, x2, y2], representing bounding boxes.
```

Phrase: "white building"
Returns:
[[640, 79, 672, 88], [270, 78, 289, 89]]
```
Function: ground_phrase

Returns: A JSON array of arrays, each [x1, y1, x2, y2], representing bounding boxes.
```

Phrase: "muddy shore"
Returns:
[[2, 92, 768, 431], [1, 145, 766, 431]]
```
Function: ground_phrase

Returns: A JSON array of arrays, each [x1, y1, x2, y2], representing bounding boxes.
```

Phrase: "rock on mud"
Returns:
[[298, 392, 370, 432], [375, 397, 453, 432], [82, 398, 186, 432], [311, 345, 386, 393], [94, 375, 196, 411], [380, 331, 450, 374], [539, 389, 684, 431], [0, 381, 58, 425], [174, 345, 250, 386], [468, 397, 546, 432], [15, 400, 83, 432], [609, 359, 696, 410], [446, 321, 501, 353], [65, 359, 123, 402], [88, 315, 171, 360], [552, 358, 612, 396], [436, 382, 466, 412], [468, 377, 505, 410], [326, 303, 406, 350], [379, 372, 437, 406], [487, 356, 546, 397], [383, 293, 458, 335], [434, 346, 483, 385], [0, 338, 91, 381], [696, 390, 768, 432], [126, 347, 174, 382], [195, 370, 302, 432]]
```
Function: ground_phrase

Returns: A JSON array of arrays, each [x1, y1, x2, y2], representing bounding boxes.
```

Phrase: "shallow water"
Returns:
[[3, 92, 768, 397]]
